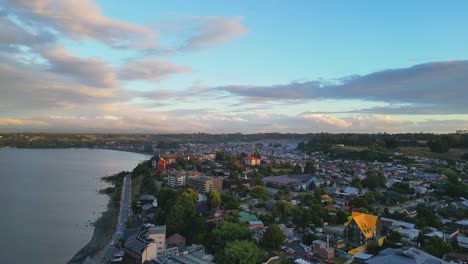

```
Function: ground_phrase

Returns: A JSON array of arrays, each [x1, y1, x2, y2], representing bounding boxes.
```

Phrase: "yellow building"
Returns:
[[344, 212, 382, 249]]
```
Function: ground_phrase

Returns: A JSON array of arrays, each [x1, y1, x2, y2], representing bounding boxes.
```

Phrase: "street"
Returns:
[[95, 174, 132, 263]]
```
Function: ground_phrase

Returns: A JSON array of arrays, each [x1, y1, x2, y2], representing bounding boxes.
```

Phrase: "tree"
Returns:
[[208, 190, 221, 209], [166, 189, 197, 235], [263, 224, 286, 250], [302, 233, 319, 245], [210, 221, 251, 252], [384, 137, 399, 149], [362, 171, 386, 190], [415, 204, 441, 228], [273, 200, 294, 223], [158, 187, 178, 213], [462, 153, 468, 160], [427, 137, 450, 153], [221, 193, 240, 210], [350, 178, 363, 192], [251, 185, 268, 200], [304, 161, 316, 174], [182, 188, 198, 204], [451, 237, 461, 253], [424, 236, 453, 258], [216, 240, 266, 264], [216, 151, 226, 161], [336, 210, 349, 224]]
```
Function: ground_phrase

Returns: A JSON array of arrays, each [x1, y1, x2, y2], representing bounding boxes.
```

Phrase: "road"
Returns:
[[95, 174, 132, 263]]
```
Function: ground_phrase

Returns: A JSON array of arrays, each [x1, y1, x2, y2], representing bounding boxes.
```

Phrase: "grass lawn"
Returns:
[[398, 146, 468, 160]]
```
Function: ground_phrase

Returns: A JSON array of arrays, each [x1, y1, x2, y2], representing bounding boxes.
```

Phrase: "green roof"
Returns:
[[238, 211, 258, 223]]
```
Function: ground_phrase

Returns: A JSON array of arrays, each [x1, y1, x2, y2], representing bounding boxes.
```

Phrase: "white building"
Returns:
[[167, 171, 201, 188]]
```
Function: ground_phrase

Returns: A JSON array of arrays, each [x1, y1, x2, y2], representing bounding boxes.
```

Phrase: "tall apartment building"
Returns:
[[186, 176, 223, 193], [167, 171, 201, 188]]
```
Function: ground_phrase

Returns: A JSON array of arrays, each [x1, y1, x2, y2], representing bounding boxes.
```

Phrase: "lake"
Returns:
[[0, 148, 151, 264]]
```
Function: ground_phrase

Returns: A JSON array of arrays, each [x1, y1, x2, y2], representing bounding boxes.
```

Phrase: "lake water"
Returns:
[[0, 148, 151, 264]]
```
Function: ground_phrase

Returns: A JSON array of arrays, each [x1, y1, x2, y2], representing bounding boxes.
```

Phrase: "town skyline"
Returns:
[[1, 0, 468, 133]]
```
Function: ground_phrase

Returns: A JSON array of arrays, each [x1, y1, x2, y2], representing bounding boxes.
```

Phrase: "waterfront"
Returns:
[[0, 148, 150, 264]]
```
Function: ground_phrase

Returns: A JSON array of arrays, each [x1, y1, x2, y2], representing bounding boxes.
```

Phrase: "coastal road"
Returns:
[[95, 174, 132, 263]]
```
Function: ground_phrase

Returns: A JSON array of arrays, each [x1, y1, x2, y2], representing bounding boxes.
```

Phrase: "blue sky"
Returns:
[[1, 0, 468, 133]]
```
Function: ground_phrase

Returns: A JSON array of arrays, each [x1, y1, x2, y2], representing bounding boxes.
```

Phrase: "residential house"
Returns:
[[365, 247, 448, 264], [244, 156, 261, 166], [344, 212, 382, 248]]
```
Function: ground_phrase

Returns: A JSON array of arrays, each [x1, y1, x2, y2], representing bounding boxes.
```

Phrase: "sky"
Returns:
[[1, 0, 468, 133]]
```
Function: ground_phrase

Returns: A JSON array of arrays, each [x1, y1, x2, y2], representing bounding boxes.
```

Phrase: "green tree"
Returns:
[[251, 185, 268, 200], [166, 190, 197, 235], [216, 240, 266, 264], [415, 204, 441, 228], [304, 161, 316, 174], [221, 193, 240, 210], [273, 200, 294, 223], [362, 171, 386, 190], [424, 236, 453, 258], [384, 137, 399, 149], [263, 224, 286, 250], [350, 178, 363, 192], [427, 137, 450, 153], [182, 188, 198, 203], [210, 221, 251, 252], [336, 210, 349, 224], [208, 190, 221, 209], [302, 233, 319, 245]]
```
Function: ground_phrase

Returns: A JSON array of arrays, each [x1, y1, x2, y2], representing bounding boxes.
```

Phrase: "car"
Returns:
[[304, 253, 313, 260], [287, 249, 296, 255]]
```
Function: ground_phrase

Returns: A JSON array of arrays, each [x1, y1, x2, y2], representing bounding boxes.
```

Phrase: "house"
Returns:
[[203, 153, 216, 160], [262, 174, 317, 190], [344, 212, 382, 248], [244, 156, 261, 166], [157, 159, 168, 172], [457, 235, 468, 250], [454, 220, 468, 234], [248, 220, 264, 230], [365, 247, 448, 264], [395, 228, 421, 241], [151, 244, 215, 264], [138, 195, 158, 208], [321, 194, 334, 204], [166, 233, 186, 248], [313, 240, 335, 260]]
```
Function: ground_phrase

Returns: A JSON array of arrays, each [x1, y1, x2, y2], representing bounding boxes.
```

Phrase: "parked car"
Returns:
[[304, 253, 313, 260]]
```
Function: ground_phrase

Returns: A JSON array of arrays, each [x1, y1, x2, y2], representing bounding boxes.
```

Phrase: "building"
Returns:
[[186, 176, 223, 194], [203, 153, 216, 160], [166, 233, 186, 248], [248, 220, 264, 230], [313, 240, 335, 260], [365, 247, 448, 264], [262, 174, 317, 190], [151, 244, 215, 264], [123, 225, 167, 263], [344, 212, 382, 248], [244, 156, 261, 166], [167, 171, 201, 188]]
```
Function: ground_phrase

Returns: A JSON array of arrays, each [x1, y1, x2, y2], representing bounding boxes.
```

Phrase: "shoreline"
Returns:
[[2, 146, 154, 156], [67, 183, 120, 264]]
